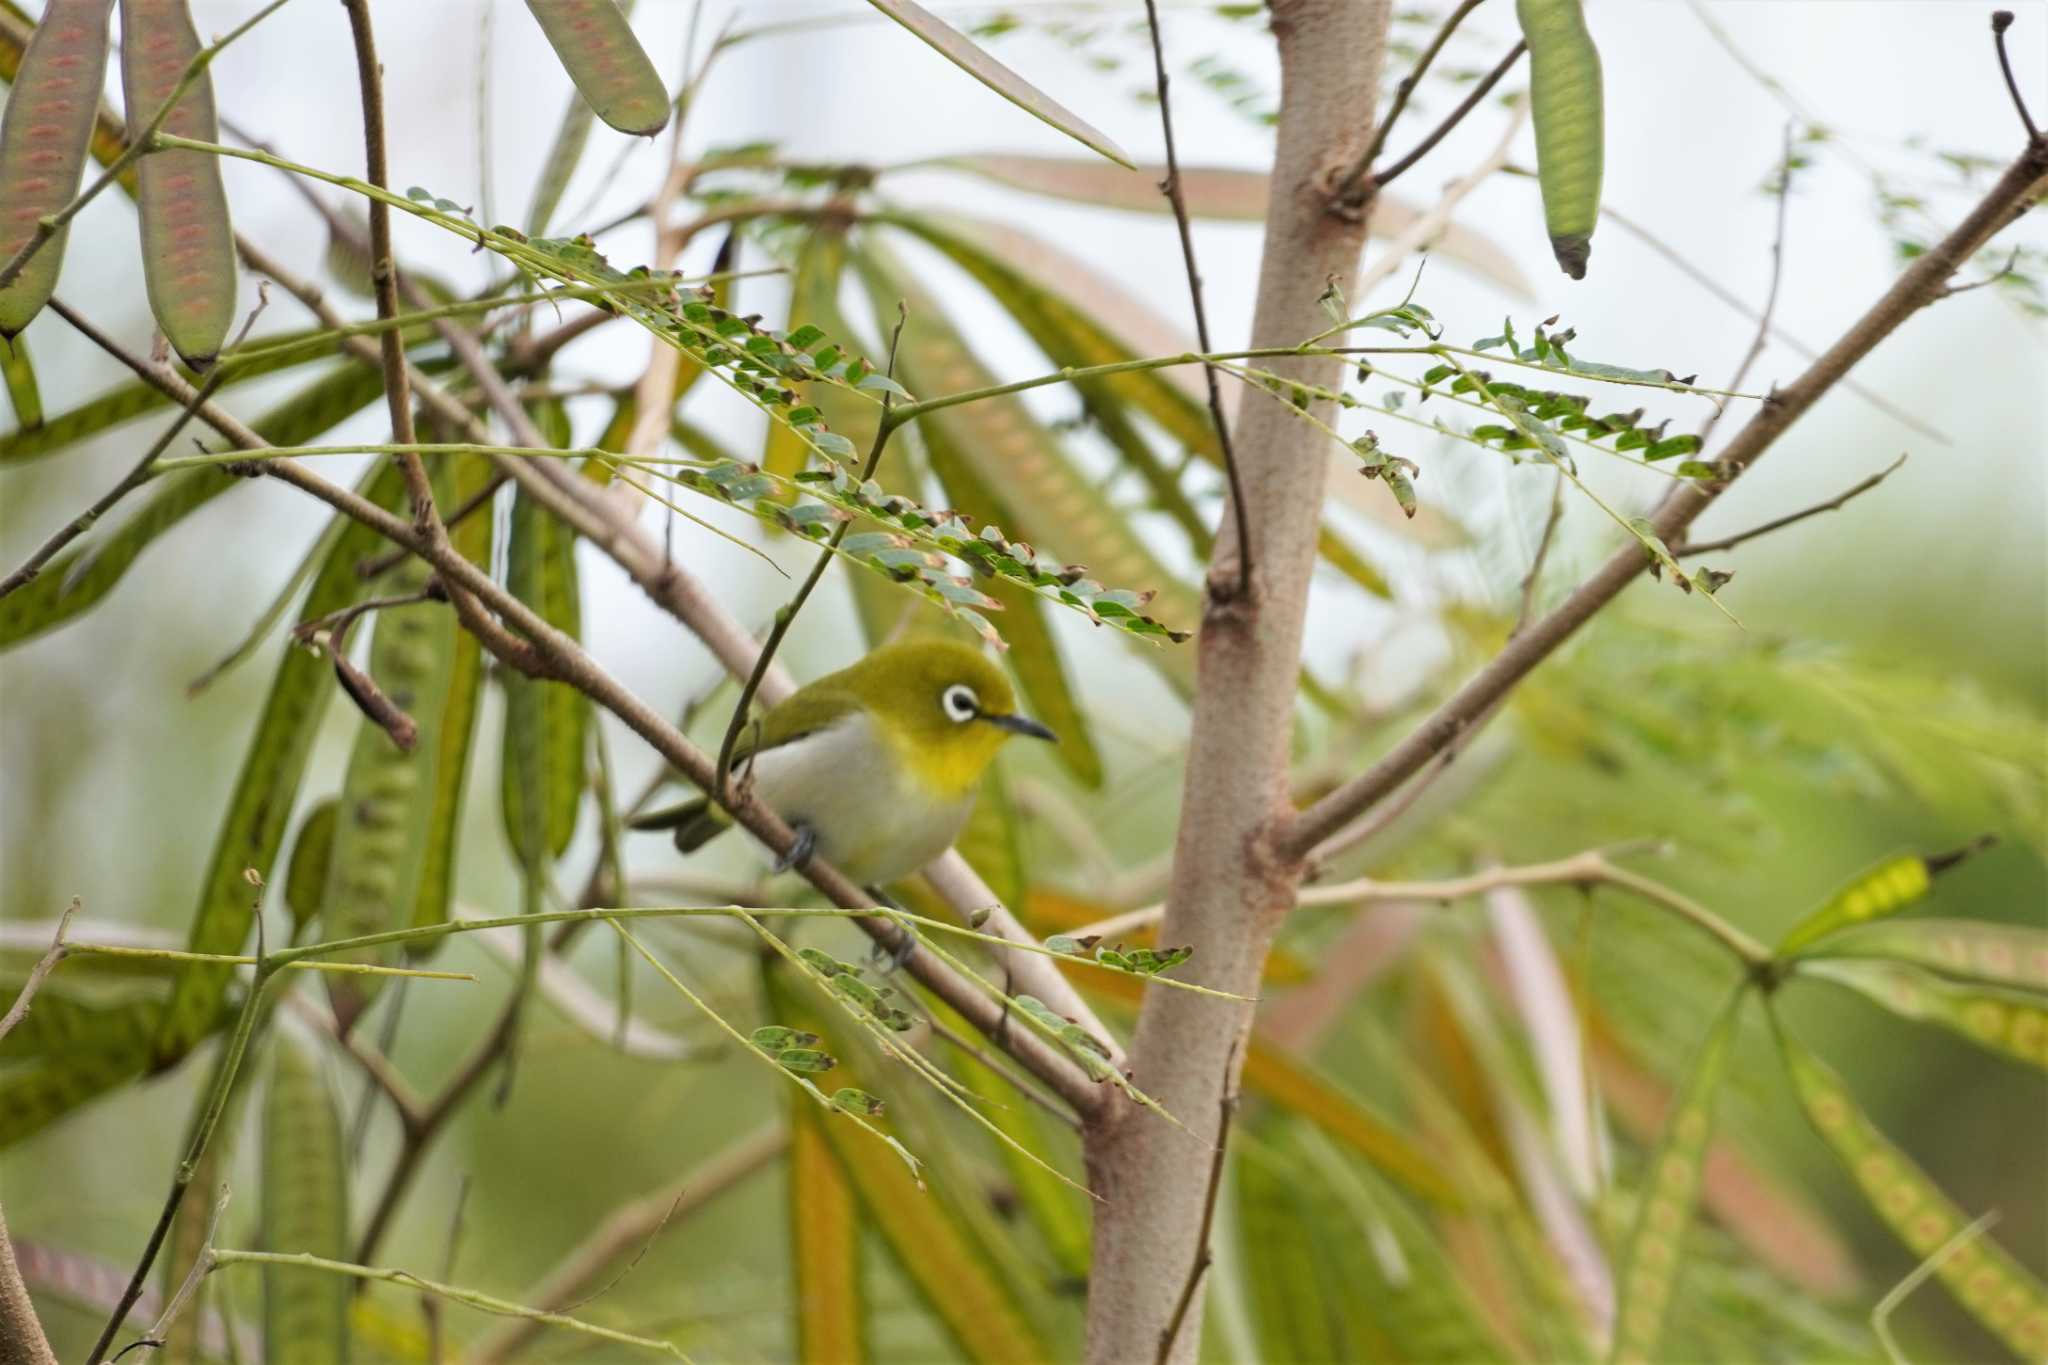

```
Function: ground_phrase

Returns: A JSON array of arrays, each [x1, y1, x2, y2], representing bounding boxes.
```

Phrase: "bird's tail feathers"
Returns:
[[626, 797, 731, 853]]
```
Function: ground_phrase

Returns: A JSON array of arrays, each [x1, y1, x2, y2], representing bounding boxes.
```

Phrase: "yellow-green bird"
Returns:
[[631, 638, 1054, 884]]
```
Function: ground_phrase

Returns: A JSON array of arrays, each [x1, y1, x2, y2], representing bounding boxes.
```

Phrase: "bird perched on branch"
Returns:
[[630, 638, 1054, 884]]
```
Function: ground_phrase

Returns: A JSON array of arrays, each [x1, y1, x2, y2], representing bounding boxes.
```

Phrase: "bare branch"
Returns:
[[1674, 453, 1907, 557], [340, 0, 438, 535], [1698, 124, 1795, 451], [0, 895, 83, 1050], [1991, 11, 2041, 142], [1154, 1041, 1240, 1365], [1076, 845, 1768, 968], [1334, 0, 1487, 203], [1370, 39, 1526, 192], [1282, 135, 2048, 861], [1, 285, 272, 600], [1595, 197, 1950, 444], [0, 1204, 57, 1365], [1141, 0, 1253, 595]]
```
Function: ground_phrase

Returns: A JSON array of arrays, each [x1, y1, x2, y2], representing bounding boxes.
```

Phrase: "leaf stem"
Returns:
[[85, 943, 276, 1364], [205, 1250, 691, 1360], [1140, 0, 1253, 596]]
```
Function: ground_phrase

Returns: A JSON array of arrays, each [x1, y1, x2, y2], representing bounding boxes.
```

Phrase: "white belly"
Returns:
[[741, 714, 975, 885]]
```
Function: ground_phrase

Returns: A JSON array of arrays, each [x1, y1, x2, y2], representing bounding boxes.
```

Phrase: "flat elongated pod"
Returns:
[[120, 0, 236, 365], [1517, 0, 1603, 278], [0, 0, 115, 336], [523, 0, 671, 137]]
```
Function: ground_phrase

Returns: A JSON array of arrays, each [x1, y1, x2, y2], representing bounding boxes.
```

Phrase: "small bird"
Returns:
[[631, 638, 1055, 885]]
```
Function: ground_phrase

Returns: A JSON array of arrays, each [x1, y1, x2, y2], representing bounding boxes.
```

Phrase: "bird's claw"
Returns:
[[773, 822, 817, 875]]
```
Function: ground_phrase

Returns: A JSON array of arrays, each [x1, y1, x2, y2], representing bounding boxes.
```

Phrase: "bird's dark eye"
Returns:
[[941, 684, 979, 723]]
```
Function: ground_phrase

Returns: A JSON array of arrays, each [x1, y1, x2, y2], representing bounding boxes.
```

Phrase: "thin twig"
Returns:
[[0, 897, 79, 1044], [111, 1184, 232, 1361], [285, 993, 428, 1129], [1335, 0, 1487, 203], [1698, 124, 1795, 450], [340, 0, 438, 535], [1371, 40, 1527, 191], [1593, 198, 1949, 445], [1351, 94, 1527, 302], [1155, 1040, 1240, 1365], [1091, 846, 1770, 968], [1990, 12, 2040, 142], [714, 305, 909, 805], [1516, 468, 1566, 631], [0, 282, 272, 599], [1675, 454, 1907, 556], [357, 472, 507, 579], [1283, 130, 2048, 863], [1140, 0, 1253, 596]]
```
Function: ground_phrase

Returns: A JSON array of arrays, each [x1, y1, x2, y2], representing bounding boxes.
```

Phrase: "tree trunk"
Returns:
[[1081, 3, 1391, 1361], [0, 1205, 57, 1365]]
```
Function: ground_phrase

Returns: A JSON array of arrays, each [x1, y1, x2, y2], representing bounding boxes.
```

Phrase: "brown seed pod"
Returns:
[[0, 0, 116, 337], [523, 0, 672, 138], [119, 0, 237, 366]]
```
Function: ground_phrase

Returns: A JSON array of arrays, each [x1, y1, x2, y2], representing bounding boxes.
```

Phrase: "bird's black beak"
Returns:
[[986, 712, 1057, 742]]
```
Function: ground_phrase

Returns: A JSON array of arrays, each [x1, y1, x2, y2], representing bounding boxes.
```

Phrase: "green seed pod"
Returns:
[[523, 0, 671, 138], [119, 0, 236, 366], [1516, 0, 1603, 279], [0, 0, 115, 336]]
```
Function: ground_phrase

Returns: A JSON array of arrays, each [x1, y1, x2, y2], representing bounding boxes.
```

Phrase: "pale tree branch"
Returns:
[[0, 897, 77, 1045], [0, 1204, 56, 1365], [1083, 4, 1395, 1360], [1070, 845, 1768, 968], [1283, 135, 2048, 862]]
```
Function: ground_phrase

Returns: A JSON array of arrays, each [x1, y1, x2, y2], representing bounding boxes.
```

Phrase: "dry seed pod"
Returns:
[[119, 0, 236, 366], [0, 0, 116, 336], [524, 0, 671, 138]]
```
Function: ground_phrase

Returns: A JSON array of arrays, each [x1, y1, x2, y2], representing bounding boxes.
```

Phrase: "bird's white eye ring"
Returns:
[[942, 684, 980, 723]]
